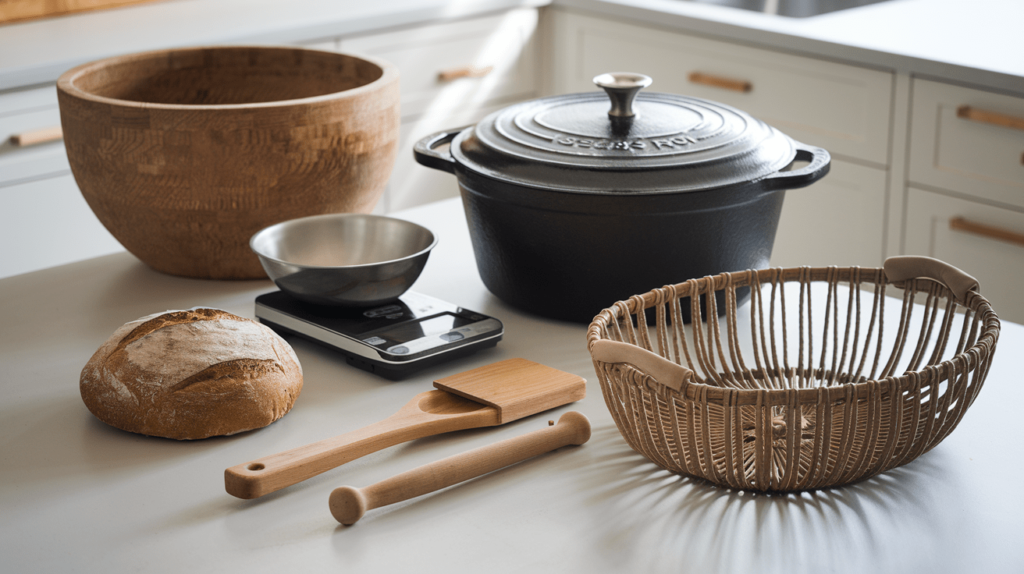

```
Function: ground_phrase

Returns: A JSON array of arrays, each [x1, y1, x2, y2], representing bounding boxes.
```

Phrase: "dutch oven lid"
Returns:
[[448, 72, 819, 194]]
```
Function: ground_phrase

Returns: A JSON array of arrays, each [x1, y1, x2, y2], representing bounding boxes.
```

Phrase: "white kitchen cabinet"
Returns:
[[339, 9, 539, 121], [385, 101, 508, 213], [0, 84, 69, 187], [904, 187, 1024, 323], [337, 9, 541, 212], [771, 158, 888, 268], [902, 77, 1024, 322], [0, 84, 105, 280], [0, 83, 57, 113], [0, 174, 122, 278], [908, 78, 1024, 211]]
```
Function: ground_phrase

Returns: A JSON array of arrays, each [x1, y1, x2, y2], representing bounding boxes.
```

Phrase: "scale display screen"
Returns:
[[254, 290, 503, 379], [376, 313, 474, 345]]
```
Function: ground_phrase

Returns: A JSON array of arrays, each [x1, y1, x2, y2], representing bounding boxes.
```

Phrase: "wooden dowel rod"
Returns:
[[437, 65, 493, 82], [687, 72, 752, 93], [950, 216, 1024, 247], [10, 126, 63, 146], [956, 105, 1024, 132], [329, 411, 591, 525]]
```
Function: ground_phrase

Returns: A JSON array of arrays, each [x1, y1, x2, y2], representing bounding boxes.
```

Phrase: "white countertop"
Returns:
[[1, 197, 1022, 573], [1, 0, 1023, 94]]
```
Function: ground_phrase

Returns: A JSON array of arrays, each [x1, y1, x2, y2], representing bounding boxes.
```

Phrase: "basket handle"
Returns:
[[590, 340, 691, 392], [883, 256, 979, 302]]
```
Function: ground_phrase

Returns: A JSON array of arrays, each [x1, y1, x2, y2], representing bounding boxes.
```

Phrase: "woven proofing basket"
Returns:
[[587, 257, 1000, 491]]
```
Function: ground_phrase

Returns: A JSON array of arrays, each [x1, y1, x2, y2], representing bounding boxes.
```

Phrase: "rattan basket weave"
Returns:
[[587, 257, 1000, 491]]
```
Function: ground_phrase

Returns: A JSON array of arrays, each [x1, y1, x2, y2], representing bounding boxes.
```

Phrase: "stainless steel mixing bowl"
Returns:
[[250, 213, 437, 306]]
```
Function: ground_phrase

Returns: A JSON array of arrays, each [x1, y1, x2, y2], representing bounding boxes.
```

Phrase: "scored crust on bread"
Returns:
[[80, 308, 303, 440]]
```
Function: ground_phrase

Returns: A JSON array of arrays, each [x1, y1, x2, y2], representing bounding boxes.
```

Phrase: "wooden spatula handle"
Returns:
[[226, 416, 424, 499], [329, 411, 591, 525], [225, 391, 498, 499]]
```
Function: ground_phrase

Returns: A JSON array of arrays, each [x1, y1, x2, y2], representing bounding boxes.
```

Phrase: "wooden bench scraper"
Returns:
[[225, 358, 585, 499]]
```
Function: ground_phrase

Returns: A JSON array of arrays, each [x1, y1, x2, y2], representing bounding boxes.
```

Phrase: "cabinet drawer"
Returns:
[[340, 9, 538, 120], [0, 174, 123, 279], [904, 186, 1024, 324], [0, 107, 69, 187], [552, 12, 893, 166], [771, 159, 887, 268], [908, 79, 1024, 210], [0, 85, 69, 187], [0, 84, 58, 116]]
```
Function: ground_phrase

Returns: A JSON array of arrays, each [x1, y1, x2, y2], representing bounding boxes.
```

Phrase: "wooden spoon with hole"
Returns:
[[224, 359, 585, 499]]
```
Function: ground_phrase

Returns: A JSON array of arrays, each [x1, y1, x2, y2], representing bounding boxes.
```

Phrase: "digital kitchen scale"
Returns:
[[255, 290, 503, 379]]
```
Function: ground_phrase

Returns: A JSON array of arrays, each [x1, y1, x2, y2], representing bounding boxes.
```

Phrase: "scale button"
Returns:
[[440, 332, 465, 342], [388, 345, 410, 355], [363, 336, 387, 346]]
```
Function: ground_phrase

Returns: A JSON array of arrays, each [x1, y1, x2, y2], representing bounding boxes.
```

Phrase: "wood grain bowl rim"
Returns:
[[55, 45, 398, 111]]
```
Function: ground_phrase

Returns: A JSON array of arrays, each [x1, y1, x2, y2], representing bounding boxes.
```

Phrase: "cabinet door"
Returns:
[[340, 9, 539, 121], [0, 174, 123, 279], [905, 187, 1024, 324], [0, 85, 69, 187], [551, 11, 893, 166], [771, 159, 888, 268], [336, 9, 541, 212], [908, 79, 1024, 210]]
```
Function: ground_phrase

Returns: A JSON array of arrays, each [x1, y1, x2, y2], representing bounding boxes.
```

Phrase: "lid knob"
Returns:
[[593, 72, 652, 119]]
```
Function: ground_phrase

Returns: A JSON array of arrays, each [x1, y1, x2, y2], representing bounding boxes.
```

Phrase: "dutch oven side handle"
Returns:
[[760, 142, 831, 192], [413, 127, 468, 175]]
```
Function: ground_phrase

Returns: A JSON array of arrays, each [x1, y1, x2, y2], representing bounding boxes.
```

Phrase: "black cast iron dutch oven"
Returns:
[[414, 72, 831, 323]]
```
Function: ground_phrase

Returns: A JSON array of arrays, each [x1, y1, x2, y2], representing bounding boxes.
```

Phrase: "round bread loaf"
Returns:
[[80, 308, 303, 440]]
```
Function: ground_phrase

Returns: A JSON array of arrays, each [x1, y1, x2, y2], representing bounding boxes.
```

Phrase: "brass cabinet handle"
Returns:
[[437, 65, 494, 82], [956, 105, 1024, 132], [949, 216, 1024, 248], [10, 126, 63, 146], [687, 72, 752, 93]]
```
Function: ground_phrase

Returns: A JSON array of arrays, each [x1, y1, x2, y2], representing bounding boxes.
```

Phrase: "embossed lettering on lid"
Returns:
[[503, 94, 736, 158]]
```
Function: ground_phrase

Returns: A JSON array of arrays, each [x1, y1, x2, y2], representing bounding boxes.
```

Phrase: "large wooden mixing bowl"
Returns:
[[57, 46, 400, 279]]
